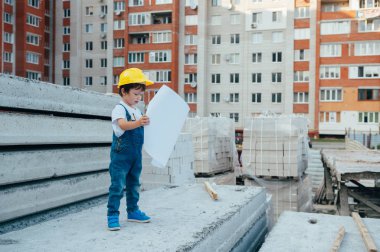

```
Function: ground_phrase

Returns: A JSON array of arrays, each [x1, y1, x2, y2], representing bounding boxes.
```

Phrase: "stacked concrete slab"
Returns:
[[182, 117, 237, 176], [242, 116, 309, 178], [0, 75, 119, 223], [260, 211, 380, 252], [0, 184, 269, 252], [141, 133, 195, 190]]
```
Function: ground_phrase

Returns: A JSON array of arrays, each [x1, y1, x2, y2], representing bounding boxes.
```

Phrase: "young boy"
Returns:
[[107, 68, 153, 231]]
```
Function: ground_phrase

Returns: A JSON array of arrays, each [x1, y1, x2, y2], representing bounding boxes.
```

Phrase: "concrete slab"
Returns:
[[0, 184, 268, 252], [260, 211, 380, 252]]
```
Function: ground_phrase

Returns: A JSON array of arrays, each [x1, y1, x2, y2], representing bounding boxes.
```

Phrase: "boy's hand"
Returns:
[[139, 115, 150, 126]]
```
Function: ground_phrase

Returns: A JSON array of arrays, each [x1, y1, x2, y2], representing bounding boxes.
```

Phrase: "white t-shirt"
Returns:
[[112, 101, 142, 137]]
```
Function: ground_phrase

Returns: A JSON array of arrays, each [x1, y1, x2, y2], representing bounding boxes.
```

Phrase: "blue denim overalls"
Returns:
[[107, 104, 144, 216]]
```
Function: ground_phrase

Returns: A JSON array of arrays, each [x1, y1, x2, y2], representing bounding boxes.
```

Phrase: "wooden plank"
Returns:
[[348, 190, 380, 214], [325, 167, 334, 201], [330, 226, 345, 252], [339, 184, 350, 216], [204, 181, 218, 200], [352, 212, 378, 252]]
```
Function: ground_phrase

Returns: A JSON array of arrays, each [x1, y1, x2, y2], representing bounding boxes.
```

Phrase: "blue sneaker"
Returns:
[[127, 210, 151, 223], [107, 216, 120, 231]]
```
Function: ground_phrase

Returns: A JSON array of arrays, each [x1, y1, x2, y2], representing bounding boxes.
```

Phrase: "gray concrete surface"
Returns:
[[0, 74, 118, 117], [0, 184, 268, 252], [260, 211, 380, 252], [310, 141, 345, 150]]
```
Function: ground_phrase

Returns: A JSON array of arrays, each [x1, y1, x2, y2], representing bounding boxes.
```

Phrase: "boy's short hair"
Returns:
[[119, 83, 146, 97]]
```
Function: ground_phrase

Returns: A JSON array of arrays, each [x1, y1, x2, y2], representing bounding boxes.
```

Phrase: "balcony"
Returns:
[[152, 12, 172, 25], [129, 33, 150, 44]]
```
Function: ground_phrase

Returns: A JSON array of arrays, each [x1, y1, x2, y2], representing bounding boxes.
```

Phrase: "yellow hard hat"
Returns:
[[118, 68, 154, 88]]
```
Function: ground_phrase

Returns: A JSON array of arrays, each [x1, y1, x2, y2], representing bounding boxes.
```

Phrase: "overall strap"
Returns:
[[118, 104, 132, 121]]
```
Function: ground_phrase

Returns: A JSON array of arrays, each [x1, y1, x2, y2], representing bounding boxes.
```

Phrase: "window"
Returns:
[[320, 44, 342, 57], [113, 57, 125, 67], [272, 11, 281, 23], [355, 41, 380, 56], [230, 14, 240, 25], [320, 66, 340, 79], [359, 0, 380, 8], [320, 88, 343, 101], [3, 12, 13, 24], [272, 52, 282, 62], [28, 0, 39, 8], [85, 59, 93, 68], [229, 53, 240, 64], [252, 12, 262, 24], [100, 23, 107, 32], [5, 0, 13, 5], [100, 58, 107, 68], [185, 54, 197, 64], [230, 113, 239, 123], [114, 20, 125, 30], [26, 14, 40, 27], [321, 21, 350, 35], [85, 77, 93, 86], [252, 33, 263, 44], [63, 26, 70, 35], [358, 88, 380, 101], [100, 76, 107, 86], [210, 113, 221, 117], [26, 34, 39, 46], [63, 77, 70, 86], [128, 52, 144, 63], [129, 0, 144, 6], [253, 0, 262, 3], [295, 7, 309, 18], [211, 93, 220, 103], [150, 51, 172, 63], [185, 93, 197, 103], [85, 24, 93, 33], [85, 42, 93, 51], [184, 73, 197, 84], [212, 35, 221, 45], [185, 15, 198, 25], [252, 73, 262, 83], [62, 60, 70, 69], [185, 35, 197, 45], [294, 49, 309, 61], [211, 74, 221, 84], [211, 54, 221, 64], [101, 5, 108, 14], [272, 31, 284, 43], [229, 93, 239, 103], [294, 28, 310, 39], [349, 66, 380, 78], [129, 13, 150, 25], [114, 1, 126, 11], [358, 112, 379, 123], [294, 92, 309, 103], [154, 70, 171, 82], [252, 53, 262, 63], [114, 38, 125, 48], [101, 41, 107, 50], [272, 93, 282, 103], [294, 71, 309, 82], [272, 72, 282, 83], [230, 73, 239, 84], [64, 9, 71, 18], [211, 15, 221, 25], [320, 112, 341, 123], [113, 75, 119, 85], [26, 71, 41, 80], [359, 19, 380, 32], [152, 32, 172, 43], [230, 34, 240, 44], [252, 93, 262, 103], [211, 0, 221, 6], [4, 32, 14, 44], [3, 52, 13, 63]]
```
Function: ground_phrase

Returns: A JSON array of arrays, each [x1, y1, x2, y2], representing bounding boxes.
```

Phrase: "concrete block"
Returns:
[[0, 74, 118, 117], [0, 147, 110, 185], [0, 112, 112, 145], [0, 172, 109, 223]]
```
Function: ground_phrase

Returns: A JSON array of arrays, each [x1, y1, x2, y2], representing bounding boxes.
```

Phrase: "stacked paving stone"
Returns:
[[141, 133, 195, 190], [242, 116, 309, 178], [183, 117, 236, 176]]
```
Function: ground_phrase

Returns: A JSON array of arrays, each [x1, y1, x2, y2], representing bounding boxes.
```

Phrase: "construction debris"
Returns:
[[204, 181, 218, 200], [352, 212, 378, 252], [330, 226, 345, 252]]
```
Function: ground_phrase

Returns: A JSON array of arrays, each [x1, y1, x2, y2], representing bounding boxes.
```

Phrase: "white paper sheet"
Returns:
[[143, 85, 190, 168]]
